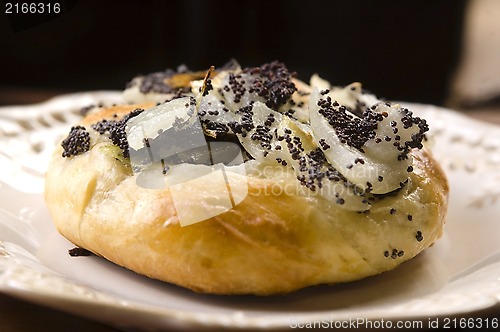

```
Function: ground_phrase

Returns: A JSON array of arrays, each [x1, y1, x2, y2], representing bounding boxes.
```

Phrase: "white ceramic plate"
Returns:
[[0, 92, 499, 331]]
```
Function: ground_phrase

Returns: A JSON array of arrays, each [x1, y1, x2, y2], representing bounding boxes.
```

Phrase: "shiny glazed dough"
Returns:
[[45, 105, 448, 295]]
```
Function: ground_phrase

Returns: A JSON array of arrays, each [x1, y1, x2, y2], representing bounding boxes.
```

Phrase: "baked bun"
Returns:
[[45, 61, 448, 295]]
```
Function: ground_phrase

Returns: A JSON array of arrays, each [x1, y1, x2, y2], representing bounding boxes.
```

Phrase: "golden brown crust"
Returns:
[[44, 106, 448, 295], [81, 103, 155, 125]]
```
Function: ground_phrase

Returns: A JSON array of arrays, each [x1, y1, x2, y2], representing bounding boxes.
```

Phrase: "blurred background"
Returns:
[[0, 0, 498, 112]]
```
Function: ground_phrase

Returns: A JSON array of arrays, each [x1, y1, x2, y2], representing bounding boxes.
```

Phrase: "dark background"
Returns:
[[0, 0, 467, 106]]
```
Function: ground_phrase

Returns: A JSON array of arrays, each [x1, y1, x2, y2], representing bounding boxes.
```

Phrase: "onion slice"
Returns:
[[309, 88, 426, 194]]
